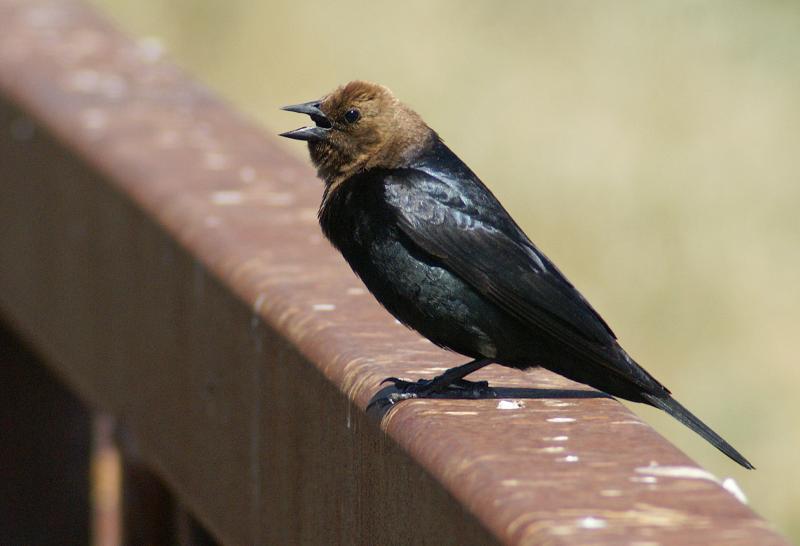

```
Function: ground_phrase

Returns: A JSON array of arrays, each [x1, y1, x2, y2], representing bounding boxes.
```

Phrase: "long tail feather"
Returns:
[[641, 393, 754, 470]]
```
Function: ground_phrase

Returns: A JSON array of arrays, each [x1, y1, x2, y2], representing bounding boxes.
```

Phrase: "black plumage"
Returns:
[[280, 81, 753, 469]]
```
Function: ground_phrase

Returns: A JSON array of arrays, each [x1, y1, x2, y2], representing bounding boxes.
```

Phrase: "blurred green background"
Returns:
[[91, 0, 799, 540]]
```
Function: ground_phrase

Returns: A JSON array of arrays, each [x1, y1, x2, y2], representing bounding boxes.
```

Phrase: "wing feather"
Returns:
[[383, 168, 619, 362]]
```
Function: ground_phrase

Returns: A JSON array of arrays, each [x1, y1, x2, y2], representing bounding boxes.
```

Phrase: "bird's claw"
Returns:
[[380, 376, 494, 403], [385, 391, 421, 405]]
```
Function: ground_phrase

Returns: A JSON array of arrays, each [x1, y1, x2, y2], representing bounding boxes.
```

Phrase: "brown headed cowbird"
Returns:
[[280, 81, 753, 469]]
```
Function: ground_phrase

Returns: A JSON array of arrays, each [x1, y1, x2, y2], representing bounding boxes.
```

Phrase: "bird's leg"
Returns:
[[423, 358, 493, 392], [382, 358, 494, 399]]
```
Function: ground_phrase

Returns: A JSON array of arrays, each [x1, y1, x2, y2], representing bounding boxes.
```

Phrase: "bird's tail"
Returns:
[[641, 392, 754, 470]]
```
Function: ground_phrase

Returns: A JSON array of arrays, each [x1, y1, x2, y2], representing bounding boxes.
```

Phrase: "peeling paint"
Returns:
[[722, 478, 748, 504], [578, 516, 607, 529], [600, 489, 622, 497], [635, 464, 718, 482], [538, 446, 565, 453], [497, 400, 525, 410], [346, 287, 366, 296], [211, 191, 244, 205], [542, 400, 575, 407]]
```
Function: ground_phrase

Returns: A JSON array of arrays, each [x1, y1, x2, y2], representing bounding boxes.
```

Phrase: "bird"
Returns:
[[280, 80, 753, 469]]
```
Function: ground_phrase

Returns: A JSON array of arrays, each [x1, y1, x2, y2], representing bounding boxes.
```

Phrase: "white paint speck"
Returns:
[[542, 400, 575, 407], [25, 5, 66, 27], [136, 36, 164, 62], [630, 476, 658, 484], [66, 69, 99, 92], [538, 446, 565, 453], [204, 152, 229, 170], [80, 108, 107, 131], [211, 191, 243, 205], [722, 478, 748, 504], [346, 287, 366, 296], [636, 465, 747, 503], [253, 293, 268, 311], [312, 303, 336, 311], [547, 417, 576, 423], [68, 70, 127, 98], [443, 411, 479, 416], [635, 465, 718, 482], [239, 166, 256, 183], [600, 489, 622, 497], [251, 293, 268, 329], [559, 455, 580, 463], [550, 435, 569, 442], [497, 400, 525, 410], [578, 516, 607, 529]]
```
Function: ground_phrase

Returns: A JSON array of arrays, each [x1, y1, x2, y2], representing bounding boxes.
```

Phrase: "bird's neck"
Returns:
[[313, 106, 436, 182]]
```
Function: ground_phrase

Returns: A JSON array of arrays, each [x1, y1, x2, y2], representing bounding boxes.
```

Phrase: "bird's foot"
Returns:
[[380, 376, 494, 404]]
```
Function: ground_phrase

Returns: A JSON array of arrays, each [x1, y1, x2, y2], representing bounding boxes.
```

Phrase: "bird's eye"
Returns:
[[344, 108, 361, 124]]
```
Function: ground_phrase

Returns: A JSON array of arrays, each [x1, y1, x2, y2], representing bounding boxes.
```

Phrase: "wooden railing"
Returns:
[[0, 1, 789, 544]]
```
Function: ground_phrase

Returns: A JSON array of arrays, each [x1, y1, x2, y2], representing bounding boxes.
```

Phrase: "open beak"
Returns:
[[279, 100, 332, 141]]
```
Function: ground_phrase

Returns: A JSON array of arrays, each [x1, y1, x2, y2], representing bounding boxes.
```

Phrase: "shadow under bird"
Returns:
[[280, 81, 753, 469]]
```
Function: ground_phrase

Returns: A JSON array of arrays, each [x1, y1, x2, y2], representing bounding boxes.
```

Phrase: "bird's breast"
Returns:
[[318, 178, 503, 359]]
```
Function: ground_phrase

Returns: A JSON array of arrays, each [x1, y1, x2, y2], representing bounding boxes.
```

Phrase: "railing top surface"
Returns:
[[0, 1, 787, 544]]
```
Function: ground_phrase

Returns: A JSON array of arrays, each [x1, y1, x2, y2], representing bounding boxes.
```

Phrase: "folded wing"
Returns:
[[383, 168, 662, 392]]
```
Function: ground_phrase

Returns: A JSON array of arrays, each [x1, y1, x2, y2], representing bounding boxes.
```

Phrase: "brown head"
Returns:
[[280, 81, 434, 184]]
